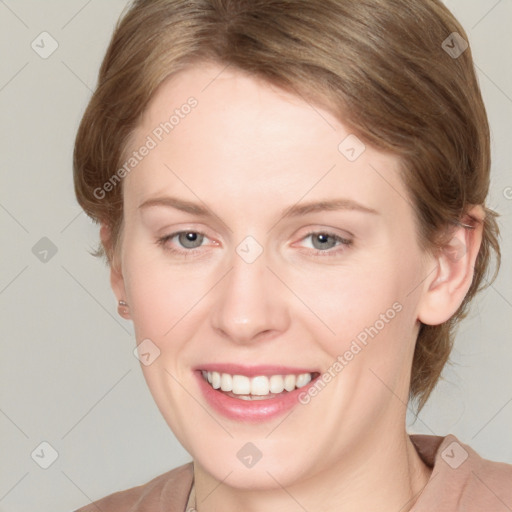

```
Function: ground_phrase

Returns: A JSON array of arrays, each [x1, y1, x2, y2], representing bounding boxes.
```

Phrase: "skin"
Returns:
[[103, 61, 483, 512]]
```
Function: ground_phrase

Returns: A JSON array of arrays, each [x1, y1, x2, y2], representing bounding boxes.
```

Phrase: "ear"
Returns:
[[100, 223, 131, 320], [417, 206, 484, 325]]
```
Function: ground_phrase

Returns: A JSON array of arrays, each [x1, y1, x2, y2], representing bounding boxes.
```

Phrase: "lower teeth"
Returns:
[[223, 391, 277, 400], [221, 389, 286, 400]]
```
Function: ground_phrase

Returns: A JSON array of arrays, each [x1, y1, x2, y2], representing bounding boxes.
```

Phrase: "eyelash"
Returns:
[[155, 230, 353, 258]]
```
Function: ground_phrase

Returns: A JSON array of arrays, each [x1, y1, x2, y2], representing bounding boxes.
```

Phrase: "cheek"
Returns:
[[290, 264, 403, 349], [289, 248, 421, 387], [122, 240, 216, 343]]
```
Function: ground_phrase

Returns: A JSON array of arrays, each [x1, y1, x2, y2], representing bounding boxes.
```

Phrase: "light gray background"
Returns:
[[0, 1, 511, 511]]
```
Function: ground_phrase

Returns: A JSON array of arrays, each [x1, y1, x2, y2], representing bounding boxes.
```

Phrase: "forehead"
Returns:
[[136, 61, 344, 157], [123, 62, 410, 221]]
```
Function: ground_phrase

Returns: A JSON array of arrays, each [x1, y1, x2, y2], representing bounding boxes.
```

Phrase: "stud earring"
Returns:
[[118, 300, 129, 317]]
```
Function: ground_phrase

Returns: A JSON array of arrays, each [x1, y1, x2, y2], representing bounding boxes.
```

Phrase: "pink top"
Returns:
[[74, 433, 512, 511]]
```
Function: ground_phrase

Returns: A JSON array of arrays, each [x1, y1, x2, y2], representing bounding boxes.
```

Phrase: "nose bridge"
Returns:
[[210, 237, 290, 344]]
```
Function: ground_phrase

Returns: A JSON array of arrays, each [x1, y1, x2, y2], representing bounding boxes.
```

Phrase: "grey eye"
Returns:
[[310, 233, 338, 250], [178, 232, 204, 249]]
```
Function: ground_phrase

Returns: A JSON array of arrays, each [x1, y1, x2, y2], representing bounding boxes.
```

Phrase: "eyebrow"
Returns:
[[138, 196, 379, 217]]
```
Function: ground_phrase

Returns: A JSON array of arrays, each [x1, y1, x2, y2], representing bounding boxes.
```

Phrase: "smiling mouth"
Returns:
[[200, 370, 320, 400]]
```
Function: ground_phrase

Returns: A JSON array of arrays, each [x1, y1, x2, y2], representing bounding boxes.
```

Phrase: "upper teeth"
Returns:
[[202, 371, 313, 395]]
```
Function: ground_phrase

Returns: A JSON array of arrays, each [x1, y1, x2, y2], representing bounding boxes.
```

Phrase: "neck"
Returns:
[[192, 428, 432, 512]]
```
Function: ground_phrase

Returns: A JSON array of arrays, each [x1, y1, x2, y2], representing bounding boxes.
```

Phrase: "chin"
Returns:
[[194, 447, 312, 490]]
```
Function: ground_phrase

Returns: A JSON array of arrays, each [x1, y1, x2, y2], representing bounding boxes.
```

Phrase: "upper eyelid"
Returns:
[[158, 226, 215, 241], [292, 227, 353, 245], [160, 223, 354, 237]]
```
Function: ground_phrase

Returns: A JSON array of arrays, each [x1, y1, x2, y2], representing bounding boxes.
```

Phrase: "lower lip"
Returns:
[[194, 371, 318, 422]]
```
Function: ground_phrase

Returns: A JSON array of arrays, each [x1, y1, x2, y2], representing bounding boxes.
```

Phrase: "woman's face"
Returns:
[[114, 61, 433, 488]]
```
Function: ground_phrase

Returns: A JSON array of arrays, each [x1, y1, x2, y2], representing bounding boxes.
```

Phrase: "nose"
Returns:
[[210, 244, 291, 345]]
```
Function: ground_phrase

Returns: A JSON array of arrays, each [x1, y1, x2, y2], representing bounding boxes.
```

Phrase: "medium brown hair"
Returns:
[[73, 0, 501, 411]]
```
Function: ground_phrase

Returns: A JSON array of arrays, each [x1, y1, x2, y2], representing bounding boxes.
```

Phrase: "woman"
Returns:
[[73, 0, 512, 510]]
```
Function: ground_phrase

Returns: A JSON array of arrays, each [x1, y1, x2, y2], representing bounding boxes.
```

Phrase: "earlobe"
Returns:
[[100, 223, 131, 319], [110, 265, 131, 319], [417, 207, 484, 326]]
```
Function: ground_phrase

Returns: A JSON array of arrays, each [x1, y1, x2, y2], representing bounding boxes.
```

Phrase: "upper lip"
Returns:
[[195, 363, 319, 377]]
